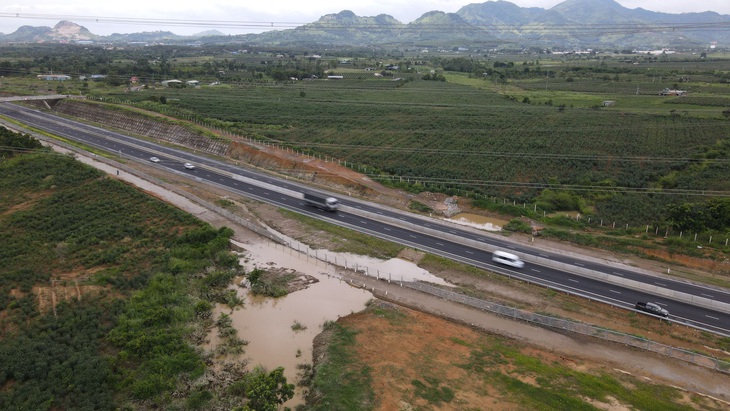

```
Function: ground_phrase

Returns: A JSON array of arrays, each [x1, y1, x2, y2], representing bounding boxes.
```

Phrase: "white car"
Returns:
[[149, 156, 160, 163], [184, 162, 196, 170], [491, 250, 524, 269]]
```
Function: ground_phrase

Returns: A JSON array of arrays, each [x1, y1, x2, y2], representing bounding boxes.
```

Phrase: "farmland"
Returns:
[[2, 44, 730, 409], [2, 44, 729, 238], [98, 54, 730, 230]]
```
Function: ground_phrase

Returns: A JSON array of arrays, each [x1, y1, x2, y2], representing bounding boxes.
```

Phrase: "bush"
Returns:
[[503, 219, 532, 234]]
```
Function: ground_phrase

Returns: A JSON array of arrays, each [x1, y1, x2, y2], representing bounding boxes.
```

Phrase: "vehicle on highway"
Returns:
[[303, 193, 339, 211], [149, 156, 160, 163], [183, 162, 196, 170], [635, 301, 669, 317], [492, 250, 524, 268]]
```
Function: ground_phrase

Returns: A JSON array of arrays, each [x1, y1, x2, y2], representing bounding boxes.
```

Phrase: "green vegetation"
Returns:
[[232, 366, 295, 411], [305, 322, 375, 410], [246, 267, 296, 298], [460, 340, 692, 411], [4, 44, 730, 245], [0, 129, 296, 409], [291, 320, 307, 332], [411, 377, 455, 404]]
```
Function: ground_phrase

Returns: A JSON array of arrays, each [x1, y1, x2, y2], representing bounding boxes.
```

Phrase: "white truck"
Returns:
[[303, 193, 339, 212]]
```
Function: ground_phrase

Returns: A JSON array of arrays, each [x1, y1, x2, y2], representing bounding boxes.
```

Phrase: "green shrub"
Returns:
[[503, 219, 532, 234]]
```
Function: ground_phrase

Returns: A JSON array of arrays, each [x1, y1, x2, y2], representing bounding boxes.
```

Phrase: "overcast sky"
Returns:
[[0, 0, 728, 36]]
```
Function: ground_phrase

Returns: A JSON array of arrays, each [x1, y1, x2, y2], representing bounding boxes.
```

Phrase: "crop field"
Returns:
[[116, 75, 730, 210]]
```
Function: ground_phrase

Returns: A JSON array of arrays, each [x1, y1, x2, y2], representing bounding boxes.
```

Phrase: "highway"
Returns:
[[1, 101, 729, 335]]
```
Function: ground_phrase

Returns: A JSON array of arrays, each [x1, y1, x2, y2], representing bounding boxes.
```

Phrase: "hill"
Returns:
[[1, 0, 729, 48]]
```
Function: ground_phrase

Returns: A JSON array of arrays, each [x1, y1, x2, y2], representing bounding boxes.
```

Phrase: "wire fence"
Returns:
[[274, 239, 730, 376], [84, 95, 730, 249]]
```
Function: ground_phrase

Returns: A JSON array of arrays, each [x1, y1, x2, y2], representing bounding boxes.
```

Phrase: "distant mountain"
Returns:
[[193, 29, 227, 37], [1, 1, 729, 48], [2, 20, 97, 43]]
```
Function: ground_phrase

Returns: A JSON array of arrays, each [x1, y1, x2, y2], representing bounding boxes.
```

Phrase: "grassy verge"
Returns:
[[277, 208, 403, 259], [305, 321, 375, 410]]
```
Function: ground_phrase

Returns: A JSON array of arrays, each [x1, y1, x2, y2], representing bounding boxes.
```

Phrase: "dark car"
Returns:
[[635, 302, 669, 317]]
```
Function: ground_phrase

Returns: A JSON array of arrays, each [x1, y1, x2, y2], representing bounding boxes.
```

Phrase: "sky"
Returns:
[[0, 0, 728, 36]]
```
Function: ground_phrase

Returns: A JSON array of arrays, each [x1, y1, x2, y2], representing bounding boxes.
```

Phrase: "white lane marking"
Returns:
[[359, 220, 367, 225], [705, 315, 719, 320], [701, 293, 714, 298], [383, 227, 391, 231], [409, 234, 417, 238], [574, 262, 584, 267], [530, 268, 541, 273], [567, 278, 579, 283], [612, 272, 624, 276], [436, 242, 444, 246], [655, 282, 667, 287], [465, 250, 474, 254], [609, 290, 622, 294], [539, 254, 549, 258]]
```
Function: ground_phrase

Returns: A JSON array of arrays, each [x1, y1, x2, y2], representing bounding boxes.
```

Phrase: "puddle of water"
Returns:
[[446, 212, 509, 231], [208, 233, 451, 407], [210, 240, 373, 407]]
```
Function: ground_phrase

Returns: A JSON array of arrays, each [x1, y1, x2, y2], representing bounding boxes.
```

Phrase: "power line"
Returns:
[[1, 12, 729, 35]]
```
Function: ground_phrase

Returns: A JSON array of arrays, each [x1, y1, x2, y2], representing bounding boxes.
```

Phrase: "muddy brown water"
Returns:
[[209, 238, 447, 407]]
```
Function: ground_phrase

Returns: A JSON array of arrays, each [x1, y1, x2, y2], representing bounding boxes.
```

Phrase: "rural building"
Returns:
[[37, 74, 71, 81]]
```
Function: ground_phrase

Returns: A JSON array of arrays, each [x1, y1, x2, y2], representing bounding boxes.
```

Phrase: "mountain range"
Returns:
[[1, 0, 729, 49]]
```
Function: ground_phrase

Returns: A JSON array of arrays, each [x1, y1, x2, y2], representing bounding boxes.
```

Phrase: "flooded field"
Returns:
[[209, 238, 448, 407]]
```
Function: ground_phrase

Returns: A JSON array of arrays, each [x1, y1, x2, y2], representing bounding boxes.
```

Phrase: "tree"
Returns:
[[236, 366, 294, 411]]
